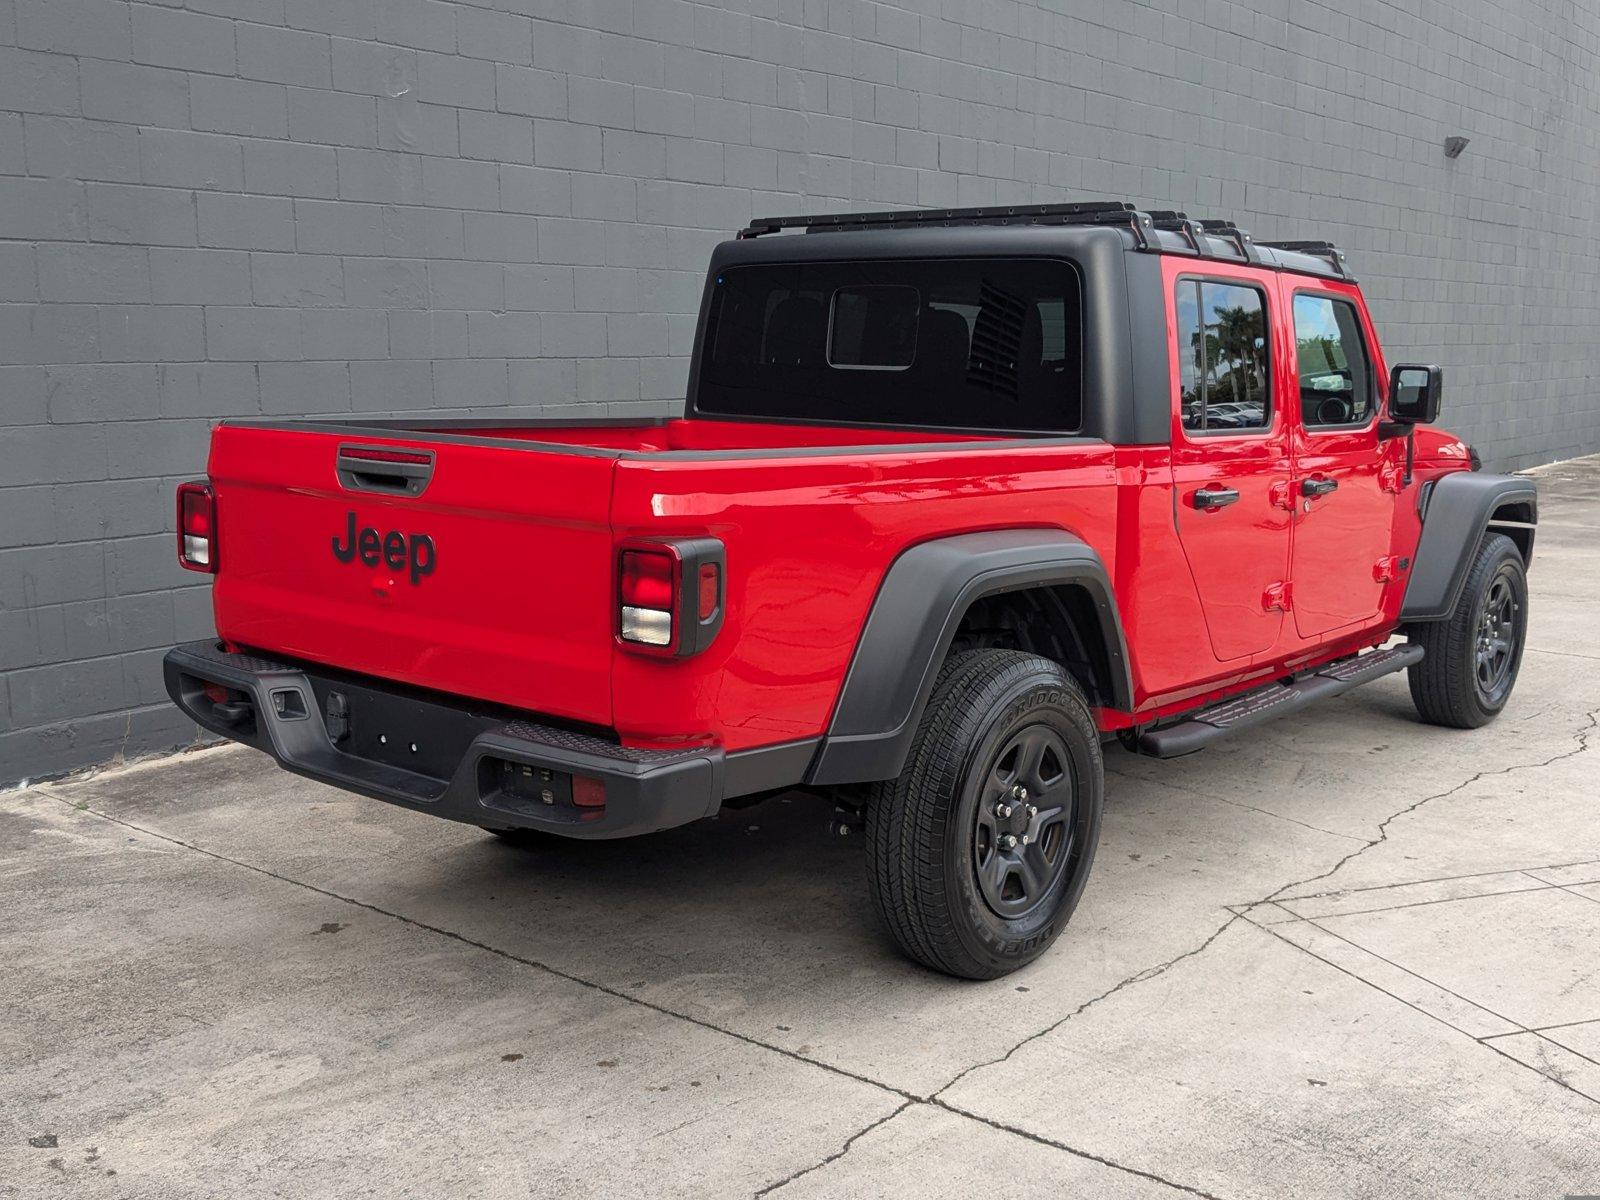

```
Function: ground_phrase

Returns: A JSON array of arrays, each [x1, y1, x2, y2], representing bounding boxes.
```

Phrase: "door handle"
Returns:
[[1301, 476, 1339, 498], [1193, 486, 1241, 511]]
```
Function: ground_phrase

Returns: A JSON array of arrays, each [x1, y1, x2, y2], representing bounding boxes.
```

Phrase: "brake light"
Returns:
[[177, 481, 216, 572], [339, 446, 432, 465], [615, 538, 726, 657]]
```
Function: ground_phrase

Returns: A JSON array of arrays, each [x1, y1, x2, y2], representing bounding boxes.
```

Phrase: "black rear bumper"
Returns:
[[163, 640, 725, 839]]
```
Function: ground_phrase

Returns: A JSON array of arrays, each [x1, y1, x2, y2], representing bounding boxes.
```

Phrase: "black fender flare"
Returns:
[[805, 529, 1132, 786], [1401, 472, 1537, 621]]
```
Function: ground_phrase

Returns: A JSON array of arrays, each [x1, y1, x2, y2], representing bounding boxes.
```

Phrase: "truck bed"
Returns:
[[203, 415, 1114, 752]]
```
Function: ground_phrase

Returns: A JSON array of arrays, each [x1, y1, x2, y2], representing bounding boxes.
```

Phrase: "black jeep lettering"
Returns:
[[331, 512, 437, 585]]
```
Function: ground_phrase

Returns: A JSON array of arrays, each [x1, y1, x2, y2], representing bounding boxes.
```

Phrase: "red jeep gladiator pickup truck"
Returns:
[[164, 201, 1537, 979]]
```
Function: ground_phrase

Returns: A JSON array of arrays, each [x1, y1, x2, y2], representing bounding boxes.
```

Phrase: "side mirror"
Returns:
[[1388, 364, 1442, 425]]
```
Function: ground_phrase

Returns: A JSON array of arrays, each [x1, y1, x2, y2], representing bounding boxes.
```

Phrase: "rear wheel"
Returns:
[[1408, 533, 1528, 728], [865, 650, 1103, 979]]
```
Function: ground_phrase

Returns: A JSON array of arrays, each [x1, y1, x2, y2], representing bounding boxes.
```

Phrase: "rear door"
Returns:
[[206, 424, 620, 727], [1167, 264, 1294, 662], [1286, 287, 1395, 637]]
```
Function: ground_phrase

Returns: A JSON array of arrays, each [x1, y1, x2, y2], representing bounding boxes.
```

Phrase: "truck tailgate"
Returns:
[[206, 424, 617, 728]]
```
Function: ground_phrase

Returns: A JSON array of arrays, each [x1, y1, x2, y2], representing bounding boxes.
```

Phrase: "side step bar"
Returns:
[[1137, 643, 1424, 759]]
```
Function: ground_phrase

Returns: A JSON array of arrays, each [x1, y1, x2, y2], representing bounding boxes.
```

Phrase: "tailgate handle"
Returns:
[[336, 445, 435, 497]]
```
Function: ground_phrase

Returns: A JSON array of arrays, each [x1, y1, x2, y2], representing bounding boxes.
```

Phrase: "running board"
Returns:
[[1137, 643, 1424, 759]]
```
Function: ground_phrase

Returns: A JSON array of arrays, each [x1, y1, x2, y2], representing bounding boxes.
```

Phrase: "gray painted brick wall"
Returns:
[[3, 0, 1600, 784]]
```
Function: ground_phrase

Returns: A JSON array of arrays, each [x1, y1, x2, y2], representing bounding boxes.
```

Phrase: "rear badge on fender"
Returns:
[[332, 511, 436, 585]]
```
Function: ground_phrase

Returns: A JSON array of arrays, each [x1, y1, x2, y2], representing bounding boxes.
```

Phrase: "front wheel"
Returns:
[[1408, 532, 1528, 728], [865, 650, 1103, 979]]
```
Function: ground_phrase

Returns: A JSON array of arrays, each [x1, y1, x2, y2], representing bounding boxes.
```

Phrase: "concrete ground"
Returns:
[[5, 457, 1600, 1200]]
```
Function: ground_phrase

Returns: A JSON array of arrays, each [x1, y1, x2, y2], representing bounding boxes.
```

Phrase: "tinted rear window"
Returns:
[[696, 258, 1082, 433]]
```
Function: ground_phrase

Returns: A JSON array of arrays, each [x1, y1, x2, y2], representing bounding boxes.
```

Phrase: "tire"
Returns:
[[864, 649, 1103, 980], [1408, 532, 1528, 729]]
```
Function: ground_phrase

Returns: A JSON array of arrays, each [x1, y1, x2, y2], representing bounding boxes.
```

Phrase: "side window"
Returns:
[[1293, 294, 1374, 428], [1175, 279, 1270, 433]]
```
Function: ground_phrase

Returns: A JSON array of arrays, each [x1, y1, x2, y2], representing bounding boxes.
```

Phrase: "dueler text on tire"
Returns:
[[1408, 532, 1528, 729], [865, 649, 1103, 979]]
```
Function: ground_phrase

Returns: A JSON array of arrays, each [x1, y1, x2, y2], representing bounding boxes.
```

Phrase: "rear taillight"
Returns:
[[177, 481, 216, 572], [615, 537, 725, 657], [619, 548, 675, 646]]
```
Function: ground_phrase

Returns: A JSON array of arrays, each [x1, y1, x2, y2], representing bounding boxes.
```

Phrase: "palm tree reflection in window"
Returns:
[[1177, 281, 1268, 432]]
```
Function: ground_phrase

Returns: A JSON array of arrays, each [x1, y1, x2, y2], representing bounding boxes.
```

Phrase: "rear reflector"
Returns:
[[697, 562, 720, 621], [572, 775, 606, 808], [177, 481, 216, 572]]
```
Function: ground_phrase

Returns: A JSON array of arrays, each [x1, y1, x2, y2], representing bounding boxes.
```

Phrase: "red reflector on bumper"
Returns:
[[572, 775, 606, 808]]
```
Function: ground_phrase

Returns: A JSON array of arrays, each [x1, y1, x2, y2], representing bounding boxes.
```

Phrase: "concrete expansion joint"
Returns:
[[48, 790, 1234, 1200], [926, 705, 1600, 1113], [38, 703, 1600, 1199], [1264, 705, 1600, 909]]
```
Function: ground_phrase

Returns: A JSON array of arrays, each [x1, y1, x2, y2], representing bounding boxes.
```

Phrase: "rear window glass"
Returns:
[[697, 258, 1082, 432]]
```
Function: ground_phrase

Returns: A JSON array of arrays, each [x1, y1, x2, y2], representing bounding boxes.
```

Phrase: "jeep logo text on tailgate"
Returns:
[[332, 512, 436, 585]]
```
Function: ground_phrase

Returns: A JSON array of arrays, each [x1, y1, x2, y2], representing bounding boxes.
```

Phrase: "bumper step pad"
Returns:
[[1137, 643, 1423, 758]]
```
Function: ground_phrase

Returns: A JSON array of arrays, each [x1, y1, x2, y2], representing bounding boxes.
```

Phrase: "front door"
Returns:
[[1287, 288, 1395, 637], [1169, 269, 1294, 662]]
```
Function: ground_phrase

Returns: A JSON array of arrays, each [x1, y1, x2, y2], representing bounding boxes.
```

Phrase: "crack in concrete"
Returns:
[[52, 796, 1227, 1200], [38, 708, 1597, 1199], [933, 909, 1246, 1098], [46, 796, 921, 1106], [931, 706, 1600, 1103], [1261, 707, 1598, 907], [752, 1101, 913, 1197]]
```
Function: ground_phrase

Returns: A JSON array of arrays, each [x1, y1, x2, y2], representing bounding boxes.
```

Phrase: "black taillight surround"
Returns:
[[614, 536, 725, 658]]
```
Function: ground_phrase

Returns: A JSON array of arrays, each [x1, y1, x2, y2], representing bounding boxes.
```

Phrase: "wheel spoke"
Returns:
[[1017, 730, 1049, 786], [1017, 844, 1050, 897], [987, 759, 1015, 796], [980, 848, 1011, 895]]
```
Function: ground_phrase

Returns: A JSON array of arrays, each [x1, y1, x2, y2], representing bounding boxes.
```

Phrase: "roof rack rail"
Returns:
[[738, 201, 1159, 249], [1148, 209, 1206, 252], [1196, 219, 1260, 264], [1258, 240, 1350, 279], [736, 200, 1352, 281]]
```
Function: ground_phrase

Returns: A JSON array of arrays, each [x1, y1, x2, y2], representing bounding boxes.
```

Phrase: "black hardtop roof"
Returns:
[[736, 200, 1354, 284]]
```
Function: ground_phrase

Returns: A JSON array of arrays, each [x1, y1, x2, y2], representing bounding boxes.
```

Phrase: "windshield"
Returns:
[[696, 257, 1083, 433]]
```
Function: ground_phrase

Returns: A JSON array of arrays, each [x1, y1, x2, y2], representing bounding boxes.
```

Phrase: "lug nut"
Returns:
[[1021, 834, 1032, 846], [1026, 804, 1038, 819], [1000, 834, 1018, 850], [1012, 785, 1028, 802], [995, 802, 1013, 819]]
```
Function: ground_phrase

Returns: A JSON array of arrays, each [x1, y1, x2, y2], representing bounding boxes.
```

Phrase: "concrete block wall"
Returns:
[[3, 0, 1599, 784]]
